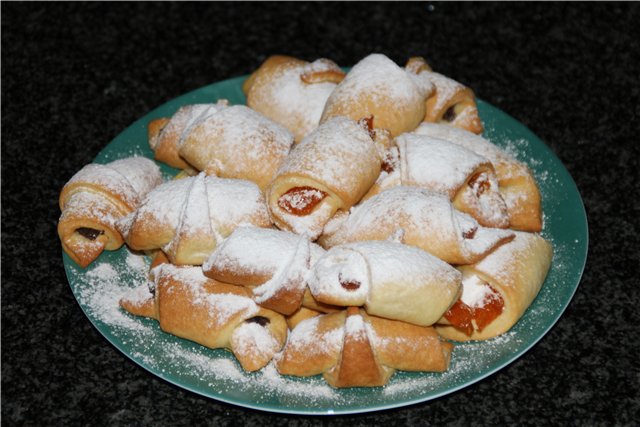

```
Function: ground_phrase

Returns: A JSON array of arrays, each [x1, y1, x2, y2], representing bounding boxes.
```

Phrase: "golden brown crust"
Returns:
[[323, 308, 393, 387], [321, 54, 431, 137], [148, 104, 227, 170], [319, 187, 514, 265], [412, 123, 543, 232], [276, 310, 346, 377], [406, 57, 483, 134], [178, 105, 294, 190], [436, 232, 552, 341], [285, 306, 323, 330], [58, 158, 162, 268], [385, 133, 510, 228], [275, 307, 453, 387], [244, 55, 345, 143], [120, 264, 288, 372], [148, 117, 192, 170], [307, 241, 461, 326], [202, 227, 323, 316], [266, 117, 382, 239], [119, 174, 271, 266], [364, 311, 452, 372]]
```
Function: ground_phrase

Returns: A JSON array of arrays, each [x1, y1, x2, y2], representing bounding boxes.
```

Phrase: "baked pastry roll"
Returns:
[[178, 105, 294, 191], [120, 263, 288, 372], [275, 307, 453, 388], [117, 173, 271, 266], [243, 55, 345, 143], [406, 57, 483, 134], [319, 186, 514, 265], [148, 101, 228, 169], [58, 157, 163, 268], [202, 226, 326, 315], [266, 116, 383, 240], [320, 53, 434, 137], [413, 123, 542, 231], [285, 306, 324, 330], [308, 241, 461, 326], [367, 133, 510, 228], [436, 231, 552, 341]]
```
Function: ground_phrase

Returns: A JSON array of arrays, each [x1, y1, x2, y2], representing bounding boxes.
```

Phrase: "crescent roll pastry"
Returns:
[[413, 123, 542, 231], [320, 53, 434, 137], [58, 157, 163, 268], [275, 307, 453, 388], [406, 57, 483, 134], [243, 55, 345, 143], [367, 134, 510, 228], [319, 186, 514, 265], [266, 116, 383, 240], [285, 306, 325, 330], [116, 173, 271, 266], [436, 231, 552, 341], [307, 241, 461, 326], [202, 226, 327, 315], [120, 263, 288, 372], [178, 105, 294, 191], [148, 101, 229, 169]]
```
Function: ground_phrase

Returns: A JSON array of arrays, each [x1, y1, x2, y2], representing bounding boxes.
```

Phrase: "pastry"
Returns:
[[116, 173, 271, 266], [266, 116, 383, 240], [319, 186, 514, 265], [406, 56, 483, 134], [307, 240, 461, 326], [58, 157, 163, 268], [285, 306, 324, 330], [148, 101, 228, 169], [120, 263, 288, 372], [243, 55, 345, 142], [178, 105, 294, 190], [436, 231, 552, 340], [367, 133, 510, 228], [203, 226, 326, 315], [275, 307, 453, 388], [320, 53, 434, 137], [413, 122, 542, 231]]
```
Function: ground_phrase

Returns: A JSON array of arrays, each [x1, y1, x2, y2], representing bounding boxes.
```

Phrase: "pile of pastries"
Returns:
[[58, 53, 552, 388]]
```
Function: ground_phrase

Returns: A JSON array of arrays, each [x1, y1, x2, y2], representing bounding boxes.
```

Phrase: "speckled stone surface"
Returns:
[[2, 2, 639, 425]]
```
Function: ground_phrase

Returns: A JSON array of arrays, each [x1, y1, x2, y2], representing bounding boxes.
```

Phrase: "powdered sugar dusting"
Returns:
[[397, 133, 487, 197], [345, 313, 367, 340], [70, 250, 152, 334], [64, 157, 162, 211], [324, 53, 427, 110], [276, 116, 380, 194], [70, 247, 528, 404], [249, 58, 339, 141], [231, 322, 280, 359], [62, 58, 576, 409], [422, 71, 465, 114], [460, 275, 494, 308]]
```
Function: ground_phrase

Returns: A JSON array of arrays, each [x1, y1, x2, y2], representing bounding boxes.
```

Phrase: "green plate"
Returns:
[[63, 75, 588, 415]]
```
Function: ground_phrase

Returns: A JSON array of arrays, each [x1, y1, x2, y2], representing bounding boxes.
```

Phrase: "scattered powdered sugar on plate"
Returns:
[[68, 246, 345, 403], [71, 251, 152, 334], [383, 330, 523, 397]]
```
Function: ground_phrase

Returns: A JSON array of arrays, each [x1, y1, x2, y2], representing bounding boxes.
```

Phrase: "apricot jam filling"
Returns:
[[338, 273, 361, 291], [467, 172, 491, 196], [444, 280, 504, 336], [278, 186, 328, 216]]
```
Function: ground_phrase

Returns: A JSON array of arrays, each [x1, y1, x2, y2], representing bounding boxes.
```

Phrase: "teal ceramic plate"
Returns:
[[63, 75, 588, 415]]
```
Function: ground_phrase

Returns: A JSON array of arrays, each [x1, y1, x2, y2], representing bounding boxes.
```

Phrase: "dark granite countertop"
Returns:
[[2, 3, 639, 425]]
